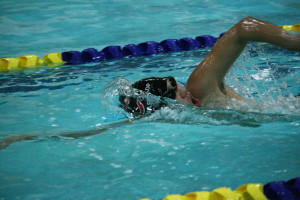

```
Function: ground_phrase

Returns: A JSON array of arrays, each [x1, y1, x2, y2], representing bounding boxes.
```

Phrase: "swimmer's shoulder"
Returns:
[[201, 84, 260, 110], [200, 91, 229, 109]]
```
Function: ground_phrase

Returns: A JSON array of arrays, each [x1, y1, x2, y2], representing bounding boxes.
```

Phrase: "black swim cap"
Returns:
[[119, 76, 176, 117], [132, 76, 177, 99]]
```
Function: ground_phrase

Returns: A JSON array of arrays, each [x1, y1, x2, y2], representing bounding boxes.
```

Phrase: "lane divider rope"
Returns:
[[0, 24, 298, 72], [0, 34, 219, 72], [140, 177, 300, 200]]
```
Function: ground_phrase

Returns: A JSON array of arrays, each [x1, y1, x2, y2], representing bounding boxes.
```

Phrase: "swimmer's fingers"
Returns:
[[0, 134, 37, 150]]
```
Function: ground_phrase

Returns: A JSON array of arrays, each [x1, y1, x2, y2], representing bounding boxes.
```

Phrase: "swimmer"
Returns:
[[1, 17, 299, 150], [119, 17, 300, 115]]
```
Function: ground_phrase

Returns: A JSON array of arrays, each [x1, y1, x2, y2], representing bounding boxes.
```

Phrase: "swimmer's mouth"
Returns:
[[192, 97, 201, 107]]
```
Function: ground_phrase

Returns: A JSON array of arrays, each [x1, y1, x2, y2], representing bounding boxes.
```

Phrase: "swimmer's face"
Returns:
[[166, 79, 194, 106]]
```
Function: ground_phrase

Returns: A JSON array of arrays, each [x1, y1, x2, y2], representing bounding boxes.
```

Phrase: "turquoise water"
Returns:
[[0, 0, 300, 200]]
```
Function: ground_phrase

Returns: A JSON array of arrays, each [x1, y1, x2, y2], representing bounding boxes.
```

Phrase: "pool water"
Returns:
[[0, 0, 299, 200]]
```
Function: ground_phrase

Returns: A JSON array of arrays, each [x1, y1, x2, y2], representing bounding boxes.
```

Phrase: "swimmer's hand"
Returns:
[[0, 134, 36, 150]]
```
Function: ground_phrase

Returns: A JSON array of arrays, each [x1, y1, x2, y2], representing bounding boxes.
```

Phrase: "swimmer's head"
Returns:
[[118, 76, 201, 117], [118, 76, 176, 117]]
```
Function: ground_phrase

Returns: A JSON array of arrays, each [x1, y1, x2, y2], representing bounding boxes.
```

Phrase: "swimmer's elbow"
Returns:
[[229, 16, 258, 42], [238, 17, 257, 30], [237, 17, 258, 35], [240, 16, 256, 24]]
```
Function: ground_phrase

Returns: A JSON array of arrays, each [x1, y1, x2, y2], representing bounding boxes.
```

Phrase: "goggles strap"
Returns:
[[137, 99, 145, 114]]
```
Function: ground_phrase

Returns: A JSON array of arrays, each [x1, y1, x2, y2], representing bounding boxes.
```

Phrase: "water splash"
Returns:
[[225, 43, 300, 116], [101, 77, 132, 118]]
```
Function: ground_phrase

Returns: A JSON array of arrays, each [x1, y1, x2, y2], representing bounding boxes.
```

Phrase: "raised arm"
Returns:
[[187, 17, 300, 100]]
